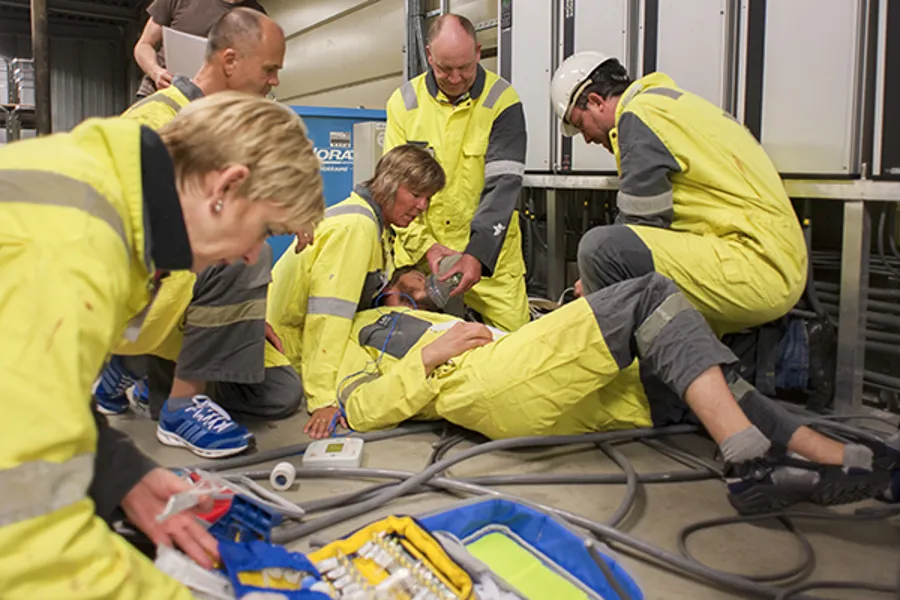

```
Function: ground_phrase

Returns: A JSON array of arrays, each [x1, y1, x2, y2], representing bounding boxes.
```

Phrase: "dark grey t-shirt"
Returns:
[[137, 0, 266, 98]]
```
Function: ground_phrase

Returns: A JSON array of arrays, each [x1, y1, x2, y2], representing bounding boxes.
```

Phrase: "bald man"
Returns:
[[384, 13, 530, 333], [133, 0, 268, 99], [93, 9, 303, 462]]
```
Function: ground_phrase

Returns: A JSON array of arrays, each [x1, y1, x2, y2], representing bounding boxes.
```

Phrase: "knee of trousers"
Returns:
[[577, 225, 655, 292], [269, 367, 304, 419]]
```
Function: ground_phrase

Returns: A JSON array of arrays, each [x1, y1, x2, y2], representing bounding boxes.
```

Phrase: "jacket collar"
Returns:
[[353, 183, 386, 236], [140, 126, 192, 271], [172, 75, 205, 101], [425, 64, 487, 105]]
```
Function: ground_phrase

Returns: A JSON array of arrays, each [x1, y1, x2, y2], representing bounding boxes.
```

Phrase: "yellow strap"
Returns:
[[0, 454, 94, 527]]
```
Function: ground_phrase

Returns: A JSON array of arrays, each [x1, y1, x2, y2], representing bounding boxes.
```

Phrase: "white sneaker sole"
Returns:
[[96, 402, 128, 416], [156, 427, 250, 459]]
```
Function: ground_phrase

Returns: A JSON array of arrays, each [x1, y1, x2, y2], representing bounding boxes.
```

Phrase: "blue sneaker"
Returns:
[[94, 355, 139, 415], [128, 377, 150, 407], [156, 396, 253, 458]]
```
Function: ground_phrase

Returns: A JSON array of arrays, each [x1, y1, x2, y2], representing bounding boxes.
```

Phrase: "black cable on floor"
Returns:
[[599, 442, 639, 528], [677, 508, 900, 587], [678, 514, 815, 583], [427, 433, 469, 466], [641, 438, 724, 477], [774, 580, 897, 600]]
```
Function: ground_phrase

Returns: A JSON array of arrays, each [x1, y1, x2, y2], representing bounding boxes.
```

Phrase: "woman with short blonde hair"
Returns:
[[0, 91, 323, 599]]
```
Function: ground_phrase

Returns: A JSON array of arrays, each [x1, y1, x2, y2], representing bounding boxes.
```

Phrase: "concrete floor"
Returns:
[[111, 409, 900, 600]]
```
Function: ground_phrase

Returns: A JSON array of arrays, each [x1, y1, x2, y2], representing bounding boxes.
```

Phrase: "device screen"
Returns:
[[325, 443, 344, 453]]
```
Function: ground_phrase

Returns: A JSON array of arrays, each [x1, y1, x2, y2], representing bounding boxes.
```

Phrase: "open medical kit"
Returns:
[[154, 469, 643, 600]]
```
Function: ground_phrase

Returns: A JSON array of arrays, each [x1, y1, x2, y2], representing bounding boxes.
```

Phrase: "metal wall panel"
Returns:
[[873, 0, 900, 178], [0, 32, 127, 133], [267, 0, 498, 110], [500, 0, 553, 171], [755, 0, 865, 176], [656, 0, 733, 110], [567, 0, 630, 173]]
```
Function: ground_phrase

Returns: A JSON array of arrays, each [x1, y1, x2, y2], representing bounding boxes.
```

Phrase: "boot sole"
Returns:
[[728, 470, 891, 515]]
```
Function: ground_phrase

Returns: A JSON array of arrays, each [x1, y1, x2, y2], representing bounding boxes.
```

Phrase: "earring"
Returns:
[[214, 199, 224, 213]]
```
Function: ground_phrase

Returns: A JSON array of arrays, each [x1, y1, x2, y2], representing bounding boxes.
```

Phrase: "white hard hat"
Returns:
[[550, 51, 614, 137]]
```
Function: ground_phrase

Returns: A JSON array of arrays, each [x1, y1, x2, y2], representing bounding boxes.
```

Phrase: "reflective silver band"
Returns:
[[484, 160, 526, 180], [483, 78, 511, 109], [325, 203, 380, 227], [307, 296, 357, 319], [727, 376, 755, 403], [617, 189, 674, 217], [0, 453, 94, 527], [0, 171, 128, 252], [400, 82, 418, 111], [635, 293, 694, 356]]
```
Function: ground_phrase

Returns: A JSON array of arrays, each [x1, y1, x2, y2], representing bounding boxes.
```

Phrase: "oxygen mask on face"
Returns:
[[424, 254, 463, 309]]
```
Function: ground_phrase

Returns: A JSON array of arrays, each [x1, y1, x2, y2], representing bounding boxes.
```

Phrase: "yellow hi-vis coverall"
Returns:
[[384, 65, 530, 332], [577, 72, 807, 336], [338, 274, 737, 440], [0, 119, 193, 598], [268, 185, 395, 412]]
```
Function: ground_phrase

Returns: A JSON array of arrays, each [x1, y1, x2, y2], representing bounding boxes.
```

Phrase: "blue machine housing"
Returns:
[[419, 498, 643, 599], [266, 105, 387, 263]]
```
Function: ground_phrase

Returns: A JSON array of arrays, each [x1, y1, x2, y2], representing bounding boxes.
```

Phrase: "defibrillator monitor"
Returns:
[[302, 437, 365, 469]]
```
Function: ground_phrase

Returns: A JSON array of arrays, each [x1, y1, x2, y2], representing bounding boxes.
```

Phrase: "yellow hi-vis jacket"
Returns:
[[267, 186, 395, 411], [338, 303, 652, 440], [0, 119, 193, 598], [384, 66, 530, 332], [608, 72, 807, 333]]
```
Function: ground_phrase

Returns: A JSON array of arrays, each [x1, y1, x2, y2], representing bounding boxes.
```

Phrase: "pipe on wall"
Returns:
[[30, 0, 50, 134]]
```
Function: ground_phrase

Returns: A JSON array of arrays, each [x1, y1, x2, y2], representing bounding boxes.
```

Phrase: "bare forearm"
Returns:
[[170, 377, 205, 399], [134, 42, 161, 78]]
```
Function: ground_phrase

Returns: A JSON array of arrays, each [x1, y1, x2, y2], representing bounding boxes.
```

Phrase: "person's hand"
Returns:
[[574, 279, 583, 298], [265, 322, 283, 353], [121, 468, 219, 569], [304, 406, 346, 439], [425, 243, 459, 277], [421, 322, 493, 374], [154, 68, 173, 89], [441, 253, 482, 297]]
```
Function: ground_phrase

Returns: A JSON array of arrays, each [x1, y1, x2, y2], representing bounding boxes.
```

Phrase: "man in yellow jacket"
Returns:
[[550, 53, 807, 337], [94, 9, 307, 459], [336, 268, 892, 516], [384, 13, 529, 333], [0, 93, 323, 598]]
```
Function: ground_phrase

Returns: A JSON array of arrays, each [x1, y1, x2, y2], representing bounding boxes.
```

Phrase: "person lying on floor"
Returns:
[[320, 267, 898, 515]]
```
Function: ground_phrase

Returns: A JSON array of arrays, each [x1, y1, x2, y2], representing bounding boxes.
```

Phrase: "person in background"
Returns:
[[94, 8, 303, 460], [550, 52, 807, 338], [133, 0, 267, 100], [0, 92, 323, 598], [267, 145, 445, 439], [383, 13, 530, 333]]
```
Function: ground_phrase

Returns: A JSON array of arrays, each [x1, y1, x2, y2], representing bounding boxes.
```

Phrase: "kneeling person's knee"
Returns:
[[577, 226, 654, 293]]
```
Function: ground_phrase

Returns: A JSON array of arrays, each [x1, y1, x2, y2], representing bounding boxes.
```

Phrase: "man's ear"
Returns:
[[586, 91, 605, 108], [222, 48, 238, 76]]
